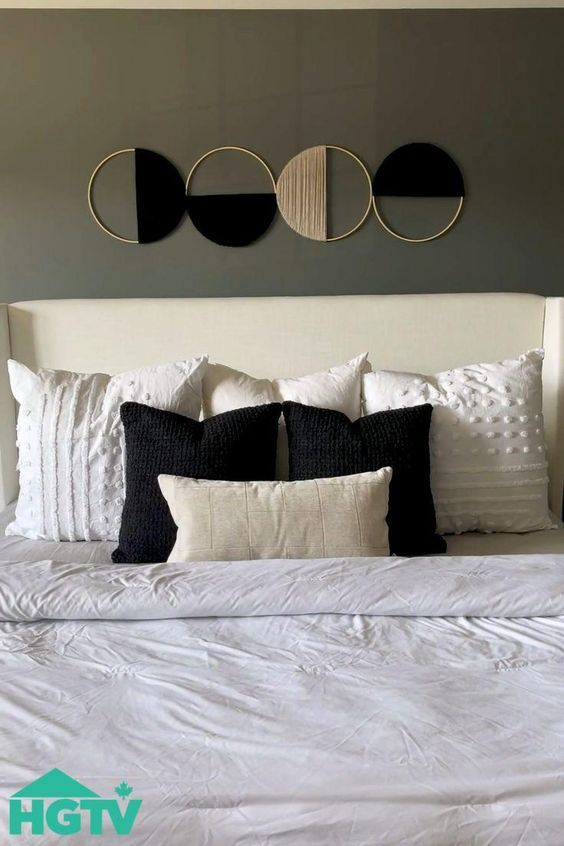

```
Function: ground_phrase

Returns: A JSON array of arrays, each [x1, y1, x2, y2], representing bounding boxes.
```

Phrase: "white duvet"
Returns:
[[1, 554, 564, 845]]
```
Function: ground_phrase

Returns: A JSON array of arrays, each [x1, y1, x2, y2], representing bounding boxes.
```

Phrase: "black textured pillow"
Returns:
[[113, 402, 282, 563], [283, 401, 445, 556]]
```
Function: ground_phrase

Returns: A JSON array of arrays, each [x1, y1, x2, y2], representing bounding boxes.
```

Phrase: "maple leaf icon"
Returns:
[[115, 781, 133, 800]]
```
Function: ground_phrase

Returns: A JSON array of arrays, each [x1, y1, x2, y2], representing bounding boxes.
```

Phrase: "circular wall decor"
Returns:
[[185, 146, 277, 247], [372, 142, 465, 243], [276, 145, 372, 242], [88, 148, 186, 244]]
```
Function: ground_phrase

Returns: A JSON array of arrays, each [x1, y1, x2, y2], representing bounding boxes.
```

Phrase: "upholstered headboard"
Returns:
[[0, 293, 562, 517]]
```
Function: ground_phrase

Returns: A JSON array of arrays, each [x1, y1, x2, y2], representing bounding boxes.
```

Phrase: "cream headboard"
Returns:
[[1, 293, 562, 517]]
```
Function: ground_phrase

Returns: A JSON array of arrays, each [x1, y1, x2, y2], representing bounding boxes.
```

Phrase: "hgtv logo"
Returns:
[[9, 768, 142, 836]]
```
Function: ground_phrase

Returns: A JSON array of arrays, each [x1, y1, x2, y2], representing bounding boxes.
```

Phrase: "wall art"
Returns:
[[185, 146, 277, 247], [88, 142, 465, 246], [372, 142, 465, 243], [88, 148, 186, 244], [276, 145, 373, 242]]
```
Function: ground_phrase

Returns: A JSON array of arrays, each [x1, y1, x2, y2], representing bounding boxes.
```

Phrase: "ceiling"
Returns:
[[0, 0, 562, 8]]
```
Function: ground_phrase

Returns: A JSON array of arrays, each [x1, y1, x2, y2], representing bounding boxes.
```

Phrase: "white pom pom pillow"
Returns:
[[362, 350, 553, 534]]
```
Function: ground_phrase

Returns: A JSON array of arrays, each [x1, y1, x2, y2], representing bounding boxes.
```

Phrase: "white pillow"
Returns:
[[7, 356, 208, 542], [159, 468, 392, 562], [203, 354, 369, 420], [362, 350, 552, 535], [203, 354, 369, 479]]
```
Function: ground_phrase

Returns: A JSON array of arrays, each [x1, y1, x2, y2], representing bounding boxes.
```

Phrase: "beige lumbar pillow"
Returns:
[[159, 468, 392, 562]]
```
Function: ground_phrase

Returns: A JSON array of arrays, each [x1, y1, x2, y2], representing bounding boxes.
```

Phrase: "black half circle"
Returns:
[[373, 143, 465, 198], [135, 148, 186, 243], [186, 193, 277, 247]]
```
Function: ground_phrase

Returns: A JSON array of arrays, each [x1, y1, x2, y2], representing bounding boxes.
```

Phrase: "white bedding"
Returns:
[[2, 554, 564, 844]]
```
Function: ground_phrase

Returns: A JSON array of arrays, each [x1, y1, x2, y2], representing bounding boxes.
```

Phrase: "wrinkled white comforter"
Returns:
[[1, 554, 564, 845]]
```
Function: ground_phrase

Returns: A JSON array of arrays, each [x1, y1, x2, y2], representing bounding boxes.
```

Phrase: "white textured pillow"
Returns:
[[203, 354, 369, 479], [362, 350, 552, 535], [203, 354, 369, 420], [7, 356, 208, 542], [159, 468, 392, 562]]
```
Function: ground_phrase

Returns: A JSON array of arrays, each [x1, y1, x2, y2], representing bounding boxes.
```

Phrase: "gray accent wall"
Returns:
[[0, 9, 563, 301]]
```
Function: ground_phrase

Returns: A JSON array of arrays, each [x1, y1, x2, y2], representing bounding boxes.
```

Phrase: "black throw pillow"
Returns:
[[113, 402, 282, 563], [282, 401, 445, 557]]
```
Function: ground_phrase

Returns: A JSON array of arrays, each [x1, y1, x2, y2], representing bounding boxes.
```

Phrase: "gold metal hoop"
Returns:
[[372, 195, 464, 244], [185, 145, 276, 194], [276, 144, 372, 243], [87, 148, 139, 244], [325, 146, 373, 242]]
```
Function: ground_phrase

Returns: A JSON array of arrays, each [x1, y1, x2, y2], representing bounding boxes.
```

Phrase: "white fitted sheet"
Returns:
[[1, 501, 562, 563], [0, 502, 113, 563], [1, 554, 564, 844], [445, 516, 564, 555]]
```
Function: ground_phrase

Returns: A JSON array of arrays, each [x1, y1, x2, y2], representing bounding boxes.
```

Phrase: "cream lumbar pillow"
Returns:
[[7, 356, 208, 542], [203, 354, 370, 479], [362, 350, 552, 535], [159, 468, 392, 562]]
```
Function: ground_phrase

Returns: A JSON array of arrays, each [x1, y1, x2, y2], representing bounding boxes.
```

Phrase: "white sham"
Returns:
[[7, 356, 208, 542], [363, 350, 552, 534]]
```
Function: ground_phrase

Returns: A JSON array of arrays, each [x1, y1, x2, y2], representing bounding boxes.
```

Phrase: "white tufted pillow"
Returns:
[[362, 350, 553, 534], [7, 356, 208, 542]]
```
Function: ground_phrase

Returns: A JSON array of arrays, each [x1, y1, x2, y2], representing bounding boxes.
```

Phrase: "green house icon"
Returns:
[[12, 768, 100, 799]]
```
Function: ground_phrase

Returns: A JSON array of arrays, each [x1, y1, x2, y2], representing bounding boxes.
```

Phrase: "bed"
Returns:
[[1, 292, 564, 844]]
